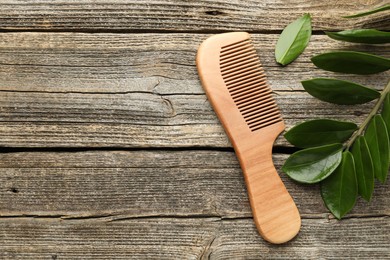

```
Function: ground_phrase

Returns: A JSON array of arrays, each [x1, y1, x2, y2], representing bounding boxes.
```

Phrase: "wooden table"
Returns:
[[1, 1, 389, 259]]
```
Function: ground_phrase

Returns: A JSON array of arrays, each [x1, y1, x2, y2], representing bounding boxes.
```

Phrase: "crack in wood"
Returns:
[[204, 10, 226, 16], [0, 89, 156, 95], [199, 234, 217, 260], [0, 89, 206, 96], [0, 146, 302, 155], [0, 146, 235, 153], [0, 28, 327, 34]]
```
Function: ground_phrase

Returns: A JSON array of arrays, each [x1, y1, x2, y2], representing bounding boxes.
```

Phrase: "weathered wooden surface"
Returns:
[[0, 0, 389, 31], [1, 217, 389, 259], [1, 151, 388, 218], [0, 32, 389, 148], [1, 0, 389, 259]]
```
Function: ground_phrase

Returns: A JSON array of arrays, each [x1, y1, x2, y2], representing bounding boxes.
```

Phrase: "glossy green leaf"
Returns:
[[351, 136, 374, 201], [321, 151, 357, 219], [364, 115, 390, 183], [325, 29, 390, 44], [311, 51, 390, 75], [282, 143, 343, 184], [381, 92, 390, 141], [275, 13, 311, 66], [344, 4, 390, 18], [285, 119, 358, 148], [302, 78, 380, 105]]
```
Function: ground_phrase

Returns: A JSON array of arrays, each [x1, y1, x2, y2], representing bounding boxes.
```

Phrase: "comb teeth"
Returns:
[[219, 39, 282, 132]]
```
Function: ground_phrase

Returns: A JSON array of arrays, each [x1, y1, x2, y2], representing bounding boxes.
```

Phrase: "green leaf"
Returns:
[[302, 78, 380, 105], [275, 13, 312, 66], [325, 29, 390, 44], [285, 119, 358, 148], [381, 92, 390, 141], [343, 4, 390, 18], [364, 115, 390, 183], [351, 136, 374, 201], [311, 51, 390, 75], [282, 143, 343, 184], [321, 151, 357, 219]]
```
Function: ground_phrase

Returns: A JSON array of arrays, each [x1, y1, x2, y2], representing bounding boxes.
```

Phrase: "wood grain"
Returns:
[[0, 0, 389, 32], [1, 151, 388, 218], [0, 32, 389, 148], [0, 217, 388, 259]]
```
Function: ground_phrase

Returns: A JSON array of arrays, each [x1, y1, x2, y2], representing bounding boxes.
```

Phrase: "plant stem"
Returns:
[[345, 79, 390, 150]]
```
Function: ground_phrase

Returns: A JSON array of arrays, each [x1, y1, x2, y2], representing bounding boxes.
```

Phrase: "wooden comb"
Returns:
[[196, 32, 301, 244]]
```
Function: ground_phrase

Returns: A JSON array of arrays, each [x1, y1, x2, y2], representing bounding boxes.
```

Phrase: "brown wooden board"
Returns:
[[0, 217, 388, 259], [0, 33, 388, 148], [1, 151, 388, 218], [1, 1, 390, 258], [0, 0, 389, 32]]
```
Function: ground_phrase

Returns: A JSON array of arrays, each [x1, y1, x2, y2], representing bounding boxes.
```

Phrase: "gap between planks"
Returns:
[[0, 213, 388, 222], [0, 29, 328, 35]]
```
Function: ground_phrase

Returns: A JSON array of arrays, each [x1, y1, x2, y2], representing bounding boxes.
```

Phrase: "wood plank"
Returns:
[[1, 151, 388, 218], [0, 0, 389, 31], [0, 32, 389, 148], [0, 218, 217, 260], [210, 217, 390, 259], [0, 217, 388, 259]]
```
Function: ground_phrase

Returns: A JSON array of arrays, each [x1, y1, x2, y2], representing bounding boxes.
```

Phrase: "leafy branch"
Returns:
[[275, 6, 390, 219], [346, 80, 390, 150]]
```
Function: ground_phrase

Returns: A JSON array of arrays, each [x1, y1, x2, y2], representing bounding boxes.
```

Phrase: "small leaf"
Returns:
[[364, 115, 390, 183], [285, 119, 358, 148], [302, 78, 380, 105], [325, 29, 390, 44], [344, 4, 390, 18], [351, 136, 374, 201], [381, 92, 390, 141], [311, 51, 390, 75], [282, 143, 343, 184], [275, 13, 312, 66], [321, 151, 357, 219]]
